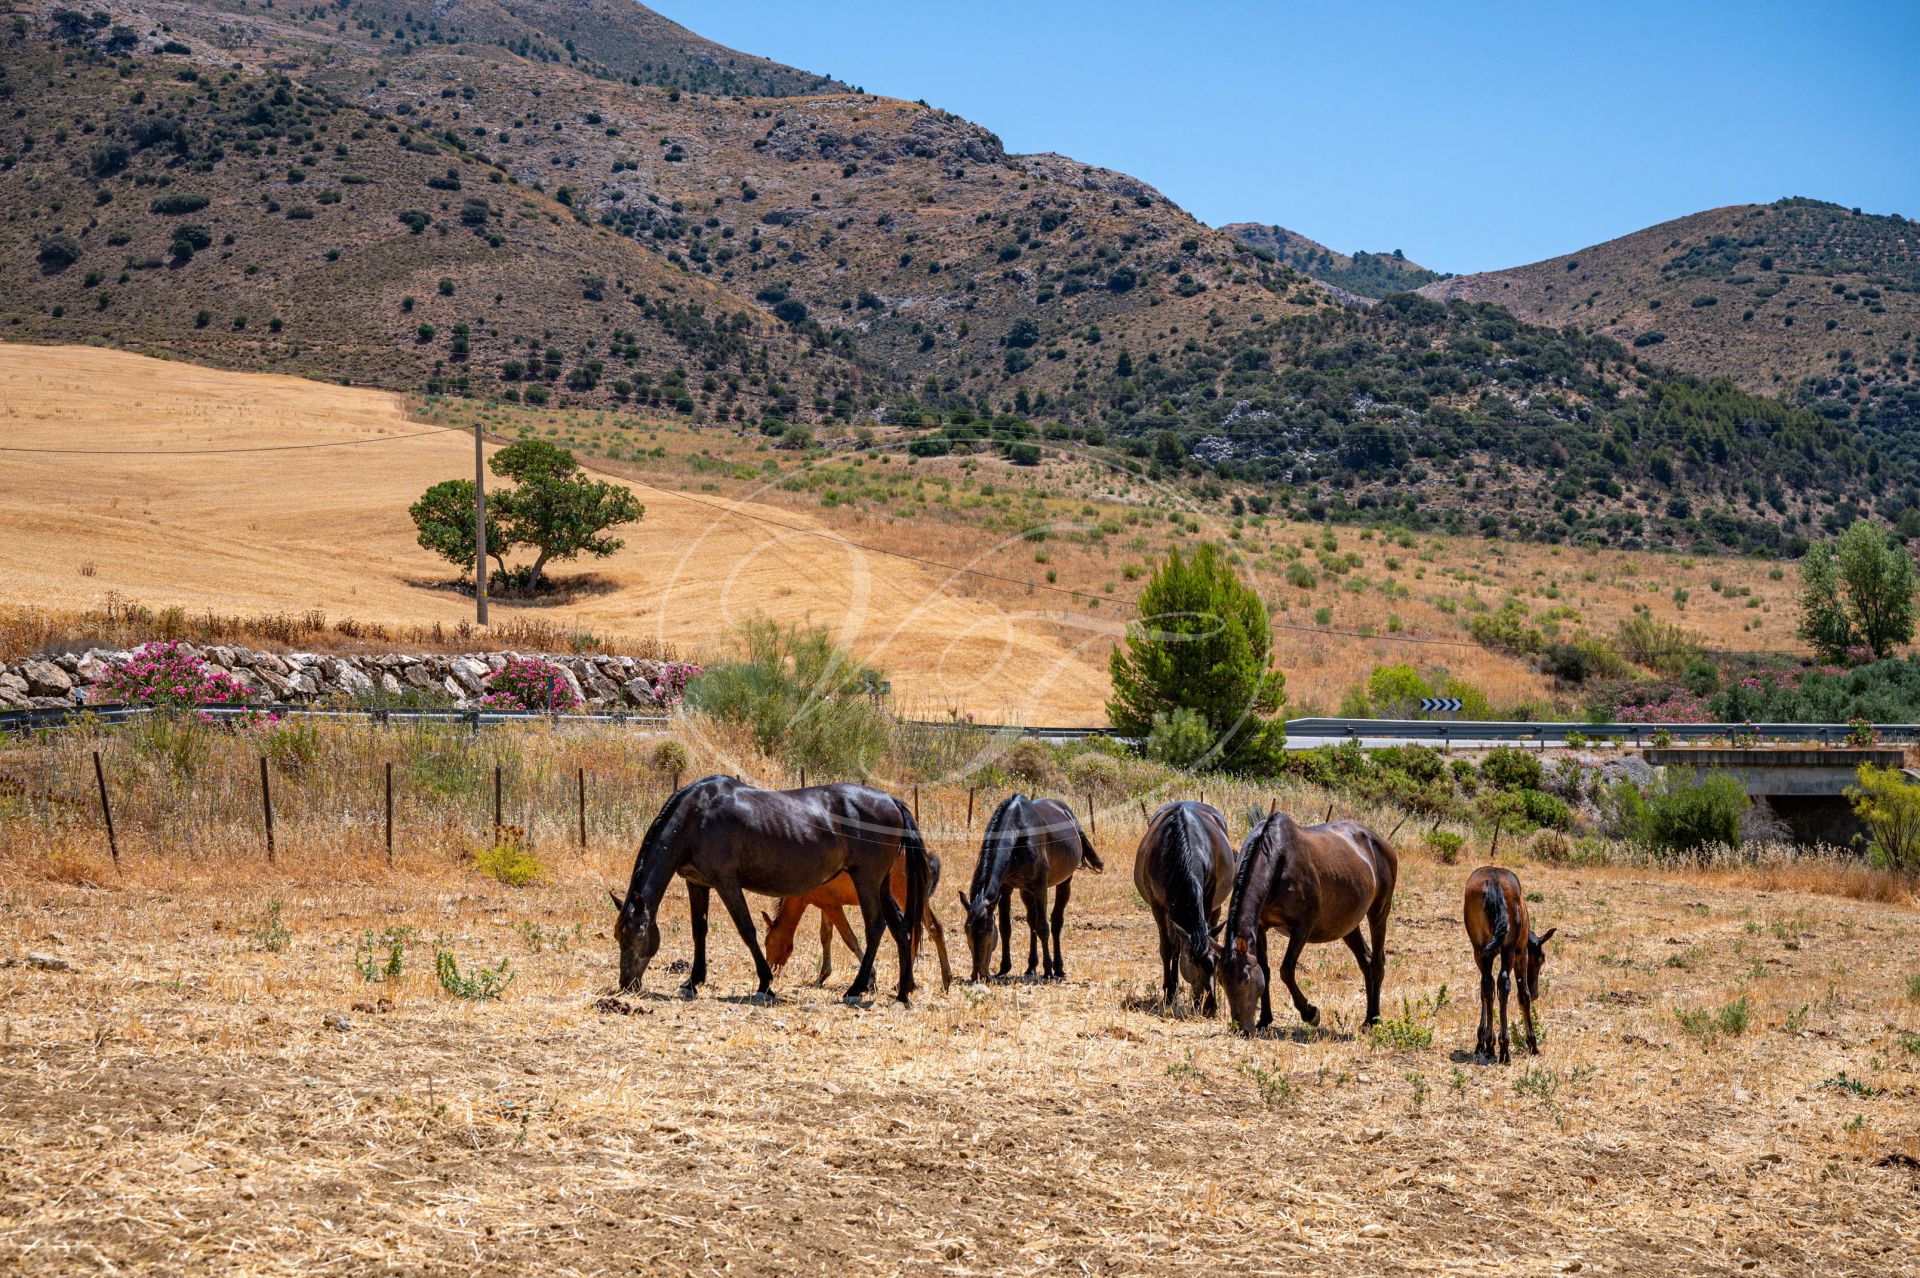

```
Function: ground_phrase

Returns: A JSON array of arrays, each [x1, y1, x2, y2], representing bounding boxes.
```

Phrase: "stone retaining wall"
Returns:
[[0, 646, 683, 712]]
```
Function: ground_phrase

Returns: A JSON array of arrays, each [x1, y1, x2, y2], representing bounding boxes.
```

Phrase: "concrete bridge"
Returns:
[[1646, 746, 1910, 847]]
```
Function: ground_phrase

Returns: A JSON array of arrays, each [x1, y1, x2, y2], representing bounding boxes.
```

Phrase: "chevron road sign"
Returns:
[[1419, 698, 1464, 714]]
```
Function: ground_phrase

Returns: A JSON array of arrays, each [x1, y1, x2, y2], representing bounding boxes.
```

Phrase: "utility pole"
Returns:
[[474, 421, 489, 627]]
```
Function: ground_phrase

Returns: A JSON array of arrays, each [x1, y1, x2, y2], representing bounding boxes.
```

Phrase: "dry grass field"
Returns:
[[1, 341, 1811, 727], [0, 343, 1109, 723], [2, 757, 1917, 1275]]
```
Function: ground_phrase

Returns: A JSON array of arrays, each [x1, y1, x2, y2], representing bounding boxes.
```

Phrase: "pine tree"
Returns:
[[1108, 544, 1285, 772]]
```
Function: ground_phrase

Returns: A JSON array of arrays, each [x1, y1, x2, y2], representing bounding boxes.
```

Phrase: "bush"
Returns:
[[1638, 771, 1748, 856], [687, 619, 892, 778], [1846, 764, 1920, 872], [1145, 706, 1215, 768], [36, 235, 82, 270], [650, 738, 692, 777], [1529, 829, 1574, 862], [149, 192, 210, 214], [998, 738, 1062, 790], [1425, 830, 1464, 864], [481, 656, 581, 713], [1479, 746, 1543, 792], [1516, 788, 1573, 831], [470, 828, 545, 886]]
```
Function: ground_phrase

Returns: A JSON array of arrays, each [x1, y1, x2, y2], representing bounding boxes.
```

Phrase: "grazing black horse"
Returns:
[[1132, 801, 1237, 1014], [1218, 806, 1398, 1035], [959, 794, 1103, 982], [611, 775, 930, 1005]]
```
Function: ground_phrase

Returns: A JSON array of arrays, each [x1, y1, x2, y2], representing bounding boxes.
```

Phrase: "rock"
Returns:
[[556, 665, 586, 707], [334, 665, 373, 696], [251, 652, 290, 675], [322, 1013, 352, 1032], [1358, 1224, 1389, 1239], [25, 952, 75, 972], [51, 652, 82, 673], [379, 672, 404, 696], [442, 676, 468, 703], [621, 676, 660, 709], [449, 657, 490, 696], [284, 670, 320, 698], [251, 667, 292, 698], [578, 666, 620, 705], [401, 664, 439, 690], [20, 660, 73, 697]]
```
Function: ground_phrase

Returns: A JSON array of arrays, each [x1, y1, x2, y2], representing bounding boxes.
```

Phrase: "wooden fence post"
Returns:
[[259, 755, 275, 863], [1086, 791, 1095, 838], [1489, 814, 1505, 860], [912, 784, 920, 824], [578, 767, 587, 850], [493, 763, 502, 834], [384, 761, 394, 867], [966, 786, 976, 828], [92, 751, 118, 864]]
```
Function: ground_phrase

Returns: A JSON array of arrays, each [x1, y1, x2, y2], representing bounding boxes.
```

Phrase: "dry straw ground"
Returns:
[[2, 723, 1917, 1274]]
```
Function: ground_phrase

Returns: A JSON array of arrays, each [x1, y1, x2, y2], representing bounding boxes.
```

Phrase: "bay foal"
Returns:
[[1463, 865, 1555, 1063]]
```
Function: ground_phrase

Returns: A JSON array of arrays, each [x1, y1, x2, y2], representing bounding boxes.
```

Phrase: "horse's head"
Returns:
[[761, 905, 796, 972], [957, 890, 997, 982], [609, 889, 659, 993], [1525, 927, 1557, 1001], [1218, 932, 1266, 1034], [1167, 920, 1224, 1011]]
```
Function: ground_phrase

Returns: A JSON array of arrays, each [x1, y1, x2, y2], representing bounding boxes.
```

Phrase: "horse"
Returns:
[[1463, 865, 1555, 1063], [959, 794, 1103, 982], [1132, 800, 1236, 1014], [1218, 806, 1398, 1035], [610, 775, 930, 1005], [760, 852, 954, 992]]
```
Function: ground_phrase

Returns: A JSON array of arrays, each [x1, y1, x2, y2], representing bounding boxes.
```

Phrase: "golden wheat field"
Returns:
[[1, 342, 1813, 728], [0, 343, 1109, 723], [1, 718, 1917, 1275]]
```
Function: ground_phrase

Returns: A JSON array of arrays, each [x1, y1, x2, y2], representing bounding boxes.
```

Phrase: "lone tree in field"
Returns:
[[1108, 543, 1285, 772], [409, 440, 643, 594], [1798, 518, 1916, 662]]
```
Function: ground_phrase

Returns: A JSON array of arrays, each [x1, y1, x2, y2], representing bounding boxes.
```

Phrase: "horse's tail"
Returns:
[[1478, 875, 1509, 964], [894, 798, 931, 986], [1078, 821, 1105, 873]]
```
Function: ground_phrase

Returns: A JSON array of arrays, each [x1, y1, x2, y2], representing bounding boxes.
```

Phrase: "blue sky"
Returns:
[[652, 1, 1920, 274]]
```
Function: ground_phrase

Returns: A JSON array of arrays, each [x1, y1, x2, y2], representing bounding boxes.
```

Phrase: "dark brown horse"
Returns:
[[1464, 865, 1555, 1063], [760, 852, 953, 991], [611, 776, 930, 1005], [1132, 800, 1236, 1014], [1218, 807, 1398, 1035], [959, 794, 1103, 982]]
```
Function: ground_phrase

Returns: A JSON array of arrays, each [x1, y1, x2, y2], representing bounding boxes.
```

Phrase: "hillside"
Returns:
[[4, 7, 1915, 551], [1224, 222, 1447, 297], [1419, 200, 1920, 416]]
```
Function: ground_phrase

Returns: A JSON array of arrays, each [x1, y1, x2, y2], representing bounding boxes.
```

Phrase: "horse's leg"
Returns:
[[813, 909, 835, 986], [1476, 953, 1495, 1059], [1154, 910, 1178, 1010], [1341, 928, 1373, 1026], [843, 865, 904, 1003], [713, 883, 776, 1002], [1021, 886, 1048, 979], [681, 883, 711, 999], [1276, 926, 1318, 1027], [1518, 962, 1539, 1055], [923, 903, 953, 992], [1049, 877, 1072, 981], [1495, 952, 1513, 1065], [881, 875, 914, 1004], [827, 905, 861, 977], [1255, 929, 1274, 1030], [996, 893, 1013, 977], [1364, 905, 1390, 1028]]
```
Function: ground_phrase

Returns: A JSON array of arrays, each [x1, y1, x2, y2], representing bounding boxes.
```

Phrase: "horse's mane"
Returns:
[[1225, 810, 1284, 942], [623, 775, 706, 904], [1160, 806, 1210, 950], [970, 794, 1025, 907]]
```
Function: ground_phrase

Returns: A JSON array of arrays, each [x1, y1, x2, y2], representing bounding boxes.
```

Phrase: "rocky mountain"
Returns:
[[1224, 223, 1446, 298], [4, 4, 1915, 551], [1419, 200, 1919, 406]]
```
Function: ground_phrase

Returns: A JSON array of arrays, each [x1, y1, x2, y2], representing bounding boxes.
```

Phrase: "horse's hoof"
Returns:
[[747, 990, 775, 1006], [1301, 1006, 1320, 1027], [677, 983, 699, 1000]]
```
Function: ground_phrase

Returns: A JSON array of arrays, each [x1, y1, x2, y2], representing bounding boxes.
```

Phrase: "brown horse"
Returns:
[[1132, 800, 1236, 1014], [1218, 807, 1398, 1035], [611, 776, 929, 1005], [1464, 865, 1555, 1063], [761, 852, 953, 991], [959, 794, 1103, 982]]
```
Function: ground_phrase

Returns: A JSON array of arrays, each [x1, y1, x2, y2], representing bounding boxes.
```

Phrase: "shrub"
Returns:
[[481, 656, 582, 713], [1846, 764, 1920, 872], [650, 738, 692, 777], [36, 235, 82, 270], [149, 192, 210, 214], [435, 948, 514, 999], [1529, 829, 1574, 862], [1425, 830, 1464, 864], [1516, 788, 1573, 831], [687, 619, 892, 777], [1479, 746, 1543, 792], [998, 738, 1062, 790], [1145, 706, 1215, 768], [91, 641, 262, 716], [246, 899, 290, 952], [1638, 771, 1748, 855], [354, 927, 410, 981], [470, 828, 545, 886], [1675, 995, 1751, 1045]]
